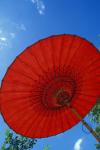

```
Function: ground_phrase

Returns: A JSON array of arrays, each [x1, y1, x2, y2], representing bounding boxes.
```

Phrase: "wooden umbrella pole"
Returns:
[[55, 88, 100, 142], [70, 106, 100, 142]]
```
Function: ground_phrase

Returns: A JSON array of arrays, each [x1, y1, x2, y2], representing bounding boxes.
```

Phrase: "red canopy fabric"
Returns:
[[1, 34, 100, 138]]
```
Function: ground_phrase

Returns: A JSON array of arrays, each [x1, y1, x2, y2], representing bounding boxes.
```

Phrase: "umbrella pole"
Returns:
[[70, 106, 100, 142]]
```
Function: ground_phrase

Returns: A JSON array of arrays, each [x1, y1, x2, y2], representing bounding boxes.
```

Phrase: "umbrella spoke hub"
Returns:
[[42, 76, 76, 109], [54, 88, 71, 106]]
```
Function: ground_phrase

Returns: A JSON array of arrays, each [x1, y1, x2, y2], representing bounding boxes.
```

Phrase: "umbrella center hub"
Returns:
[[42, 77, 76, 109], [54, 88, 71, 106]]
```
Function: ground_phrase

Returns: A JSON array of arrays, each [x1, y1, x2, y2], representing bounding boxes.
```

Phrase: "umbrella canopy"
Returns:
[[1, 34, 100, 138]]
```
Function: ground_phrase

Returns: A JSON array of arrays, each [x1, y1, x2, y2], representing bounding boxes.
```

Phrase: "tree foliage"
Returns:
[[90, 99, 100, 124], [1, 130, 37, 150], [43, 145, 49, 150], [90, 99, 100, 149]]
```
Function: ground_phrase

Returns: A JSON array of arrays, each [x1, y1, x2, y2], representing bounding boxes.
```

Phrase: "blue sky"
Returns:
[[0, 0, 100, 149]]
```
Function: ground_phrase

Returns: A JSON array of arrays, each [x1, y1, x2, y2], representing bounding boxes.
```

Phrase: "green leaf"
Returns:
[[1, 143, 6, 150], [5, 129, 10, 136], [43, 145, 49, 150], [1, 130, 37, 150], [95, 126, 100, 137], [96, 143, 100, 149]]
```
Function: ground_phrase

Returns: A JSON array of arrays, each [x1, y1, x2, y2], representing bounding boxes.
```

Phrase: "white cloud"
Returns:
[[19, 24, 26, 31], [0, 20, 26, 50], [0, 31, 15, 50], [0, 37, 7, 42], [74, 138, 84, 150], [0, 37, 9, 50], [10, 32, 16, 38], [31, 0, 45, 15], [14, 23, 26, 31]]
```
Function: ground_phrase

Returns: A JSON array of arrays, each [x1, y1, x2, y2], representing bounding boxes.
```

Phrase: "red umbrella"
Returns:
[[1, 34, 100, 141]]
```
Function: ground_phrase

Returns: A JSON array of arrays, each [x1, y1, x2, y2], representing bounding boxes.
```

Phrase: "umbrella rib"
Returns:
[[50, 37, 56, 77], [74, 55, 100, 75], [76, 92, 98, 97], [31, 108, 49, 137], [77, 75, 100, 87], [10, 69, 36, 81], [5, 103, 43, 125], [83, 56, 100, 70], [2, 104, 35, 122], [1, 90, 42, 93], [23, 106, 47, 137], [38, 42, 50, 71], [71, 46, 93, 68], [78, 87, 100, 92], [59, 108, 67, 132], [43, 110, 54, 137], [45, 110, 56, 136], [3, 93, 43, 100], [65, 109, 73, 129], [73, 98, 94, 111], [13, 111, 37, 136], [63, 39, 83, 69], [3, 98, 42, 107], [63, 35, 76, 66], [53, 109, 58, 135], [58, 107, 71, 130], [55, 109, 66, 134], [69, 108, 80, 125], [59, 35, 66, 73], [27, 50, 46, 74], [1, 95, 40, 102], [1, 80, 44, 93], [2, 80, 36, 87], [27, 50, 52, 84], [39, 110, 51, 138], [68, 39, 83, 64], [4, 100, 41, 110], [17, 57, 43, 78], [77, 82, 100, 91], [86, 65, 100, 73], [54, 109, 63, 135]]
